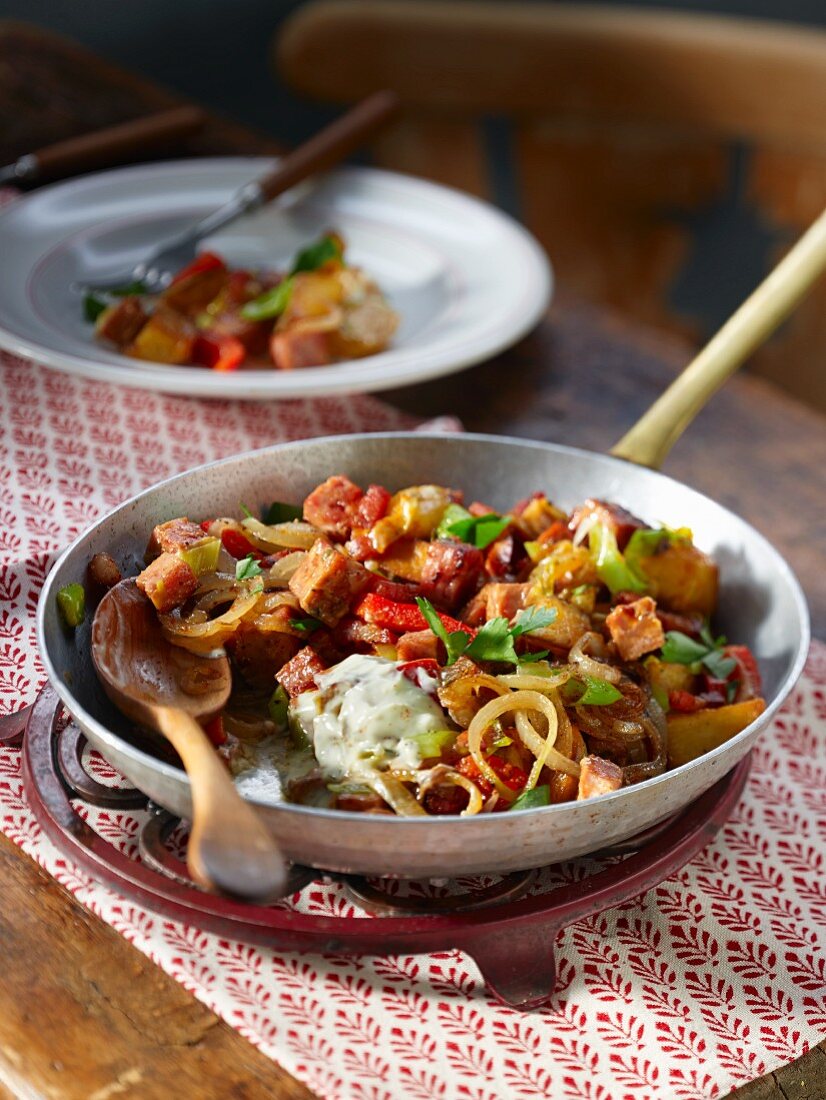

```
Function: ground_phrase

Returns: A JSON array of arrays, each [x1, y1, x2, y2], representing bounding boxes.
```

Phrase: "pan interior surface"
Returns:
[[37, 433, 809, 876]]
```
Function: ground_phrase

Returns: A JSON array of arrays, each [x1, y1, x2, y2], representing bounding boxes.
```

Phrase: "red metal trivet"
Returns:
[[21, 686, 749, 1009]]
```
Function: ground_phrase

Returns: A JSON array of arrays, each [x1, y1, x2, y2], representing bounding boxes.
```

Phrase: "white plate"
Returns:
[[0, 158, 552, 399]]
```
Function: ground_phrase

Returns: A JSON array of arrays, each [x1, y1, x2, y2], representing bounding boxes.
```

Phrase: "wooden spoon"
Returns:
[[91, 578, 287, 901]]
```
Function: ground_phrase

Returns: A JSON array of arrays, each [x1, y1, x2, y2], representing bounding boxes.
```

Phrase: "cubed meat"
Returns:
[[136, 552, 197, 612], [421, 539, 484, 609], [605, 596, 665, 662], [333, 617, 397, 653], [355, 484, 391, 528], [225, 622, 300, 688], [288, 538, 370, 626], [95, 296, 148, 347], [485, 534, 528, 580], [367, 575, 424, 603], [397, 630, 440, 663], [460, 588, 489, 626], [276, 645, 327, 697], [86, 552, 122, 592], [568, 499, 646, 550], [160, 254, 228, 314], [205, 312, 270, 354], [270, 326, 333, 370], [577, 756, 624, 800], [145, 517, 207, 562], [303, 475, 364, 540], [485, 582, 530, 621]]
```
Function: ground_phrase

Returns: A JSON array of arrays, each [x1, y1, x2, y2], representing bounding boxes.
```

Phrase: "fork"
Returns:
[[84, 90, 399, 294]]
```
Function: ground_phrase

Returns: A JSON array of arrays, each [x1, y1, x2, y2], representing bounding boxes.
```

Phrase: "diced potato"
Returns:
[[524, 594, 591, 650], [331, 294, 399, 358], [369, 486, 454, 553], [125, 309, 195, 365], [161, 266, 228, 315], [513, 496, 567, 539], [378, 538, 430, 582], [644, 656, 697, 698], [281, 271, 346, 322], [667, 698, 766, 766], [636, 541, 718, 617]]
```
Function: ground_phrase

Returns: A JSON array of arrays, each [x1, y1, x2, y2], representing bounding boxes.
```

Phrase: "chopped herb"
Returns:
[[290, 234, 343, 274], [577, 676, 623, 706], [56, 582, 86, 628], [83, 280, 149, 324], [263, 501, 303, 524], [268, 685, 289, 728], [236, 554, 263, 581], [416, 597, 557, 667], [661, 629, 737, 679], [726, 680, 740, 704], [518, 650, 550, 664], [240, 277, 293, 321], [510, 785, 550, 811], [490, 734, 513, 750], [291, 616, 322, 634], [239, 502, 254, 519], [83, 293, 108, 323], [436, 503, 510, 549]]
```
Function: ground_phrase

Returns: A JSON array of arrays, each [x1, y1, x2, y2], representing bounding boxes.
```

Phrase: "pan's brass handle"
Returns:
[[611, 207, 826, 470]]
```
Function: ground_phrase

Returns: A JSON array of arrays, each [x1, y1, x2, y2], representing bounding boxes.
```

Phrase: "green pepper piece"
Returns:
[[268, 685, 289, 729], [57, 583, 86, 628], [240, 278, 293, 321]]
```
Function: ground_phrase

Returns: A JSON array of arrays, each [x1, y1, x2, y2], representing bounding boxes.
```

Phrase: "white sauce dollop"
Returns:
[[291, 654, 447, 780]]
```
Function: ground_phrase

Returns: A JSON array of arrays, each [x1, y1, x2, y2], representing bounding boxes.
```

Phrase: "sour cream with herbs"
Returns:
[[291, 654, 446, 779]]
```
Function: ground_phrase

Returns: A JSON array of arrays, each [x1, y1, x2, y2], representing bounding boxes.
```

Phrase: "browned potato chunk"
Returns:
[[667, 698, 766, 766], [644, 656, 697, 698], [636, 541, 718, 617], [523, 594, 590, 650], [125, 309, 195, 365]]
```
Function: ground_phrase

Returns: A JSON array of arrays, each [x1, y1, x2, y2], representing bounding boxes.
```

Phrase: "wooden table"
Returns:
[[0, 21, 823, 1100]]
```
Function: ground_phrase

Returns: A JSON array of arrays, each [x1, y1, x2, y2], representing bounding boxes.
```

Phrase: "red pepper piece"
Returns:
[[724, 644, 763, 699], [354, 593, 468, 636], [669, 689, 705, 713], [200, 519, 213, 533], [169, 251, 226, 286], [220, 527, 263, 561], [456, 754, 527, 799], [193, 333, 246, 372], [398, 658, 440, 685], [202, 714, 227, 746]]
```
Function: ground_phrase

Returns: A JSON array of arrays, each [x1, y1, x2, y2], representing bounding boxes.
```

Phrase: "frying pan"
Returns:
[[36, 211, 825, 879]]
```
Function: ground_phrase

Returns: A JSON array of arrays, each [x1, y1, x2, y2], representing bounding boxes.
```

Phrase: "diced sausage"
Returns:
[[484, 534, 528, 580], [276, 645, 327, 697], [461, 587, 489, 626], [303, 475, 364, 540], [226, 622, 300, 688], [605, 596, 666, 662], [485, 582, 530, 621], [270, 326, 333, 370], [87, 552, 122, 592], [95, 296, 148, 346], [577, 756, 624, 800], [355, 484, 391, 528], [396, 630, 440, 662], [333, 616, 397, 653], [420, 539, 484, 609], [568, 499, 646, 550], [367, 575, 424, 603], [145, 517, 207, 561], [136, 553, 197, 612], [288, 538, 370, 625]]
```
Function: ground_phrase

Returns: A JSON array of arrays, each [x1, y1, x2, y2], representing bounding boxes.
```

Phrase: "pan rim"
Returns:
[[36, 431, 811, 825]]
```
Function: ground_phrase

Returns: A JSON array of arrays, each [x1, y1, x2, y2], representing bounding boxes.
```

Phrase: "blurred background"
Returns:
[[1, 0, 824, 406]]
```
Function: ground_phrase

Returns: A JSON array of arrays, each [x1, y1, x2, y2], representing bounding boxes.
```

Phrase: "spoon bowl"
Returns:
[[91, 579, 287, 901]]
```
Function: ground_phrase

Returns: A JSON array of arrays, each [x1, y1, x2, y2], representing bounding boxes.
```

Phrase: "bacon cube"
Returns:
[[577, 756, 624, 800], [397, 630, 440, 663], [605, 596, 666, 662], [303, 475, 364, 540], [421, 539, 484, 609], [276, 645, 327, 697], [136, 552, 197, 612], [145, 517, 208, 561], [288, 538, 370, 625]]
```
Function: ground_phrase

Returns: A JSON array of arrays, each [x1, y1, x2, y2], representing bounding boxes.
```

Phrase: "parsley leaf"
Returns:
[[236, 554, 263, 581], [291, 234, 343, 274], [415, 597, 470, 665], [435, 504, 510, 549], [511, 606, 558, 637], [510, 785, 550, 811], [465, 617, 519, 664], [263, 501, 303, 524], [661, 629, 737, 680]]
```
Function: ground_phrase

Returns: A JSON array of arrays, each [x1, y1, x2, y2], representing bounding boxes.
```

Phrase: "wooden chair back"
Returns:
[[276, 1, 826, 409]]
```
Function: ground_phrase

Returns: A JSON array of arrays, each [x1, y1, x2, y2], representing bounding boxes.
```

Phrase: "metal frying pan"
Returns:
[[36, 212, 825, 879]]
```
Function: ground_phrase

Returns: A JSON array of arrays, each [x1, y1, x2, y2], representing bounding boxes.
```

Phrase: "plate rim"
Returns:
[[0, 158, 553, 398]]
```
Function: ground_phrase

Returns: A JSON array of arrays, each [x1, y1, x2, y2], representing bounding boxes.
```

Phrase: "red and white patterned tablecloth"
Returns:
[[1, 349, 825, 1100]]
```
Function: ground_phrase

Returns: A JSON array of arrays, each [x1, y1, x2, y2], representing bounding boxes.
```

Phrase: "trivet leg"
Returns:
[[464, 923, 562, 1010]]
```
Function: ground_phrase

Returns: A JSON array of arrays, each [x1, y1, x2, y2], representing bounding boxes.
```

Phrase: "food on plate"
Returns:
[[79, 479, 765, 815], [83, 233, 399, 372]]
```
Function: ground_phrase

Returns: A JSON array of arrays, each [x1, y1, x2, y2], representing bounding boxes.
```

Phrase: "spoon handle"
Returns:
[[154, 706, 288, 902]]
